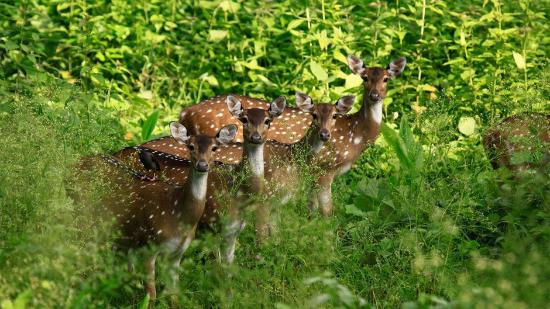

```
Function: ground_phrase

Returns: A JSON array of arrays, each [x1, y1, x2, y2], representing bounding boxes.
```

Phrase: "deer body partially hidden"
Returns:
[[180, 94, 309, 144], [120, 56, 405, 216], [113, 95, 287, 262], [100, 124, 237, 302], [299, 55, 407, 215], [261, 92, 356, 204], [483, 112, 550, 172]]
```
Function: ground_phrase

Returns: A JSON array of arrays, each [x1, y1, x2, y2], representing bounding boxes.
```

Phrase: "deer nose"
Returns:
[[319, 129, 331, 141], [369, 92, 380, 101], [250, 132, 262, 144], [196, 160, 209, 173]]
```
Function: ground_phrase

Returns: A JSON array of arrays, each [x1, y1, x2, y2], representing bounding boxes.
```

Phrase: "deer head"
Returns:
[[226, 95, 286, 144], [347, 55, 406, 104], [296, 92, 355, 142], [170, 122, 237, 173]]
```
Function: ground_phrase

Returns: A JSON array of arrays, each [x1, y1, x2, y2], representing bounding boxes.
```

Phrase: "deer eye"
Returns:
[[264, 119, 271, 125], [383, 77, 389, 82], [312, 114, 318, 120], [332, 114, 338, 119], [240, 117, 248, 124], [361, 75, 368, 81], [212, 145, 218, 152], [187, 144, 195, 151]]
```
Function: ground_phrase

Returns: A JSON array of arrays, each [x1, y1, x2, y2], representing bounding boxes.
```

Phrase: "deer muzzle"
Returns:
[[196, 160, 209, 173]]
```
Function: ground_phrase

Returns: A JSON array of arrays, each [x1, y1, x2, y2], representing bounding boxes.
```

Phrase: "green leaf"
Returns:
[[287, 19, 304, 30], [458, 116, 476, 136], [219, 0, 240, 12], [345, 204, 368, 217], [344, 74, 363, 89], [512, 52, 526, 70], [208, 30, 228, 42], [141, 110, 160, 141], [316, 30, 329, 50], [137, 294, 150, 309], [310, 62, 328, 81]]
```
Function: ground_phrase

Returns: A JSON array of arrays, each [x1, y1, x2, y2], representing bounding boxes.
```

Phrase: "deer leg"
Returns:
[[165, 229, 196, 306], [317, 172, 335, 217], [223, 218, 246, 264], [307, 185, 320, 215], [255, 201, 269, 244], [144, 252, 159, 301]]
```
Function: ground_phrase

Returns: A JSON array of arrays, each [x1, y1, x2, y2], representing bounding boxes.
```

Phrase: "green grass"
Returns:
[[1, 73, 548, 308], [1, 0, 550, 308]]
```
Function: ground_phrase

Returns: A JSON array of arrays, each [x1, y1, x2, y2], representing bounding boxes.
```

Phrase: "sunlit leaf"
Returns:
[[512, 52, 526, 70], [141, 110, 160, 141], [310, 62, 328, 81], [458, 116, 476, 136], [208, 30, 228, 42]]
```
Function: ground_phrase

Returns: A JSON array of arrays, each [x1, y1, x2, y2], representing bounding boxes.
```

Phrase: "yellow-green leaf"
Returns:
[[208, 30, 228, 42], [317, 30, 329, 50], [344, 74, 363, 89], [417, 84, 437, 92], [458, 116, 476, 136], [218, 0, 240, 11], [287, 19, 304, 31], [512, 52, 526, 70], [459, 28, 467, 46], [333, 50, 348, 64], [310, 62, 328, 81]]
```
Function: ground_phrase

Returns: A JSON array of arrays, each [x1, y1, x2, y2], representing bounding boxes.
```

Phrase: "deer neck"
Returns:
[[184, 168, 208, 202], [355, 92, 383, 142], [242, 142, 265, 193], [243, 142, 265, 177]]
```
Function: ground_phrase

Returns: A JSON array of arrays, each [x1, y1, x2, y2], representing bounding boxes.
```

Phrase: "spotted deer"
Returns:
[[117, 55, 405, 217], [262, 92, 355, 202], [483, 112, 549, 173], [102, 124, 237, 302], [113, 95, 286, 262], [298, 55, 407, 216], [180, 94, 312, 144]]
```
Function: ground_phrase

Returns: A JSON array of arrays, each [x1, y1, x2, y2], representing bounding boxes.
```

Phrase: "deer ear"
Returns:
[[296, 92, 314, 112], [216, 124, 238, 144], [226, 95, 243, 117], [268, 96, 286, 118], [347, 55, 365, 75], [335, 95, 355, 114], [387, 57, 406, 77], [170, 122, 190, 144]]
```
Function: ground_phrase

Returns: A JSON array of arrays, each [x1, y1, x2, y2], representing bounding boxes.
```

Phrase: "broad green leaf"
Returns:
[[200, 74, 219, 87], [316, 30, 329, 50], [417, 84, 437, 92], [344, 74, 363, 89], [137, 294, 150, 309], [458, 116, 476, 136], [333, 50, 348, 64], [141, 110, 160, 141], [310, 62, 328, 81], [287, 19, 304, 30], [512, 52, 526, 70], [219, 0, 240, 11], [208, 30, 228, 42], [144, 31, 165, 44], [345, 204, 368, 217]]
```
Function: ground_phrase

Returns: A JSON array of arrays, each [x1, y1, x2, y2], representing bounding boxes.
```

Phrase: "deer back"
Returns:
[[483, 112, 549, 170], [180, 94, 311, 144]]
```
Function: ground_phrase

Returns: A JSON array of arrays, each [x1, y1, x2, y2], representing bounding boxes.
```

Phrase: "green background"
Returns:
[[1, 0, 549, 308]]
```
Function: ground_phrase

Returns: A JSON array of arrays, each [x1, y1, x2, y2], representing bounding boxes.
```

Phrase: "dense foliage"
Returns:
[[1, 0, 549, 308]]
